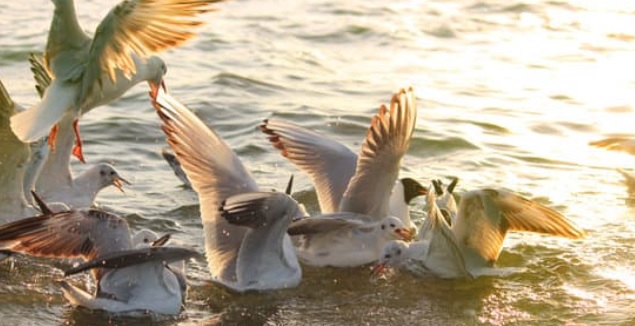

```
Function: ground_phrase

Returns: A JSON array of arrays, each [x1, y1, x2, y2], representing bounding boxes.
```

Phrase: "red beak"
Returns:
[[395, 228, 413, 241], [113, 176, 131, 193], [149, 80, 167, 99], [370, 263, 387, 278]]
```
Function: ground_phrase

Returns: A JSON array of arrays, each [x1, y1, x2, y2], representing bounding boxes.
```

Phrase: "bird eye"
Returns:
[[100, 170, 106, 176], [381, 225, 385, 230], [144, 238, 149, 243], [396, 249, 402, 255], [389, 223, 395, 228], [384, 254, 391, 259]]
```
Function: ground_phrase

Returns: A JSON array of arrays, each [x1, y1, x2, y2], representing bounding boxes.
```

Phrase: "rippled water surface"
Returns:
[[1, 0, 635, 325]]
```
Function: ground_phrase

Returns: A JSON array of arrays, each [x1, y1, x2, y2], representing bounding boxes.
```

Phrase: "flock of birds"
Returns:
[[4, 0, 632, 319]]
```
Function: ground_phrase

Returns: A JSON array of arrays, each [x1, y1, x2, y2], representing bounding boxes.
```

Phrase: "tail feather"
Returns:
[[10, 82, 75, 142], [59, 280, 132, 313]]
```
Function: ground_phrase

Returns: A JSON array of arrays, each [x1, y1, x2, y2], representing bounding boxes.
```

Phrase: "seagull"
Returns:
[[23, 53, 130, 209], [259, 87, 426, 230], [372, 186, 586, 279], [216, 178, 415, 268], [372, 186, 471, 279], [287, 212, 414, 267], [10, 0, 224, 163], [153, 90, 302, 292], [35, 162, 131, 209], [218, 191, 305, 289], [0, 196, 198, 315]]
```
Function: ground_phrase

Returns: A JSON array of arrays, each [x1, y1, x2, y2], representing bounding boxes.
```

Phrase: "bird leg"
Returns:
[[47, 124, 59, 153], [71, 119, 86, 163]]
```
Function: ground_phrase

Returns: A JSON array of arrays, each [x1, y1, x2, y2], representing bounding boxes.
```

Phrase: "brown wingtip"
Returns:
[[285, 175, 294, 195], [258, 122, 290, 157], [30, 191, 53, 215]]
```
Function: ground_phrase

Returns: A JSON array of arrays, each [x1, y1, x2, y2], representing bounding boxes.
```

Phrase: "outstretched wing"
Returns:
[[260, 119, 357, 213], [79, 0, 223, 101], [0, 209, 133, 262], [287, 213, 369, 236], [453, 189, 586, 264], [339, 87, 418, 220], [64, 246, 199, 276], [153, 90, 257, 283]]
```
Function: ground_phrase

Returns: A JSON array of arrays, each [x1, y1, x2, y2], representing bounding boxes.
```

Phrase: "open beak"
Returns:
[[113, 176, 131, 193], [394, 228, 413, 242], [152, 233, 171, 247], [370, 262, 387, 278], [149, 79, 168, 99]]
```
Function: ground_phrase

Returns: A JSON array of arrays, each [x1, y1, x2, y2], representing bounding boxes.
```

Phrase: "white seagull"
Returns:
[[153, 90, 302, 292], [0, 198, 198, 315], [372, 186, 586, 279], [10, 0, 224, 163], [259, 87, 425, 230], [36, 162, 130, 209], [286, 210, 413, 267]]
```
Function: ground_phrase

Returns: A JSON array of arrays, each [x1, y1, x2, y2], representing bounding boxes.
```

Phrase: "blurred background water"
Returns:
[[1, 0, 635, 325]]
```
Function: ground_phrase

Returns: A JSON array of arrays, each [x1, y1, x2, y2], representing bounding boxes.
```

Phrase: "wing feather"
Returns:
[[287, 214, 367, 236], [424, 192, 471, 279], [259, 119, 357, 213], [64, 246, 199, 276], [339, 88, 417, 220], [28, 53, 53, 98], [453, 189, 586, 264], [153, 90, 257, 283], [0, 210, 132, 262], [89, 0, 223, 82]]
